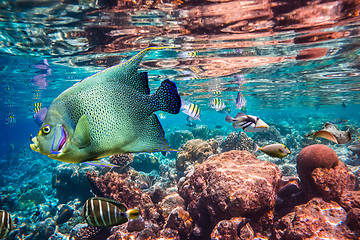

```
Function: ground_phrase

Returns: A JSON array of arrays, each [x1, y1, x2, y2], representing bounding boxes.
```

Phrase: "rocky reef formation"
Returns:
[[273, 197, 354, 239], [176, 139, 218, 171], [169, 130, 194, 149], [51, 164, 94, 203], [131, 153, 160, 173], [219, 131, 254, 152], [178, 150, 282, 238]]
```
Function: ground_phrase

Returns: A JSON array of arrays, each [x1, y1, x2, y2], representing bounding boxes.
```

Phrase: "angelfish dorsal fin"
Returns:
[[73, 115, 91, 149], [121, 47, 170, 73]]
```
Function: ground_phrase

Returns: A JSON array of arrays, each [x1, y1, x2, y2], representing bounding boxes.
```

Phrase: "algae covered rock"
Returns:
[[18, 188, 46, 210], [176, 139, 217, 171]]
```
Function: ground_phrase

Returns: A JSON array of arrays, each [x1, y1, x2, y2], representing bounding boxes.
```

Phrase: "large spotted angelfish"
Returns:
[[30, 47, 181, 167]]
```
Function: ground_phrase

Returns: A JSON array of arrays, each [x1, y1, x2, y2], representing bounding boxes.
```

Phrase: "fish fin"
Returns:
[[233, 123, 242, 129], [234, 112, 247, 119], [253, 142, 260, 153], [313, 130, 338, 144], [127, 208, 139, 219], [124, 114, 178, 153], [90, 197, 128, 212], [122, 47, 172, 73], [225, 115, 234, 122], [149, 79, 181, 114], [73, 115, 91, 149], [83, 159, 120, 168]]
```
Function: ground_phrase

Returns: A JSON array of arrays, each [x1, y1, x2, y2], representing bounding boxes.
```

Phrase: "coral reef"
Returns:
[[131, 153, 160, 173], [101, 153, 133, 174], [273, 198, 354, 240], [296, 144, 339, 195], [18, 188, 46, 210], [176, 139, 217, 171], [178, 150, 282, 238], [191, 125, 210, 140], [252, 126, 282, 145], [52, 164, 94, 203], [219, 132, 254, 153], [169, 130, 194, 149]]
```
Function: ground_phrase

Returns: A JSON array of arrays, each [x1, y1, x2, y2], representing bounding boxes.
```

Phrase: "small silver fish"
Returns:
[[225, 112, 268, 132], [210, 98, 226, 111], [182, 102, 201, 121], [81, 197, 139, 227], [235, 92, 246, 110], [254, 143, 291, 158], [0, 210, 14, 239]]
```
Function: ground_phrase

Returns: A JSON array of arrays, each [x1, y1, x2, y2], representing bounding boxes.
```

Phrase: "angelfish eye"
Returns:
[[42, 125, 51, 134]]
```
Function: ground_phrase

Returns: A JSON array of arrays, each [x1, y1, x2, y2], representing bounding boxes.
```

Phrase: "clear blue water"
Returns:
[[0, 0, 360, 239]]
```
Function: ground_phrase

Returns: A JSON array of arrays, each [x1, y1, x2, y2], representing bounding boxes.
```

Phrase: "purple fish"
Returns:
[[236, 92, 247, 109], [34, 108, 47, 126]]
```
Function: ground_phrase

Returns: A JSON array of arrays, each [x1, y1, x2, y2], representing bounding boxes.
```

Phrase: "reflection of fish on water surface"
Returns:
[[30, 47, 181, 167]]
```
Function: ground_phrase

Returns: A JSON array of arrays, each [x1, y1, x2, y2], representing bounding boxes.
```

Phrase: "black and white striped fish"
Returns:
[[0, 210, 14, 239], [225, 112, 268, 132], [81, 197, 139, 227], [181, 102, 201, 121]]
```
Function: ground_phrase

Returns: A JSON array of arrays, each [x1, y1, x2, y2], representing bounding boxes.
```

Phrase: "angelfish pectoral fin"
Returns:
[[72, 115, 91, 149], [82, 159, 119, 168]]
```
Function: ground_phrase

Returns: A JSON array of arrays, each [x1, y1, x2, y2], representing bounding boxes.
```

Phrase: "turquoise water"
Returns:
[[0, 0, 360, 239]]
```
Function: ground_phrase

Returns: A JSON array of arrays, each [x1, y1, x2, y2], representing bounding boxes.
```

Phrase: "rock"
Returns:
[[252, 126, 282, 145], [101, 153, 133, 174], [52, 164, 93, 203], [158, 228, 180, 240], [164, 207, 193, 238], [273, 198, 353, 240], [211, 220, 239, 240], [191, 125, 210, 140], [131, 153, 160, 173], [178, 150, 282, 238], [169, 130, 194, 149], [339, 190, 360, 211], [220, 132, 254, 153], [159, 193, 185, 219], [311, 161, 356, 202], [127, 217, 145, 232], [176, 139, 217, 171], [346, 208, 360, 234], [18, 188, 46, 210], [296, 144, 339, 194]]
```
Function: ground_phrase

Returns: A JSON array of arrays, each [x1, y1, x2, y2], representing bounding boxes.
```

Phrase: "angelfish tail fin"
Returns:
[[149, 79, 181, 114]]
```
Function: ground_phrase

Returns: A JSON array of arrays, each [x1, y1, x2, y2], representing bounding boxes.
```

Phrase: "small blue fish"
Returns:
[[236, 92, 247, 110]]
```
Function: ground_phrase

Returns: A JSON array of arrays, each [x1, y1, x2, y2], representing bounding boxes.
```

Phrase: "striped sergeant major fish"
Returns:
[[34, 102, 42, 114], [81, 197, 139, 227], [181, 102, 200, 121], [225, 112, 268, 132], [210, 98, 226, 111], [0, 210, 14, 239]]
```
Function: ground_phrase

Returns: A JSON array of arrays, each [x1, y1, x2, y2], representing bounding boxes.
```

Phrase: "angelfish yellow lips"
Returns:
[[30, 137, 39, 152]]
